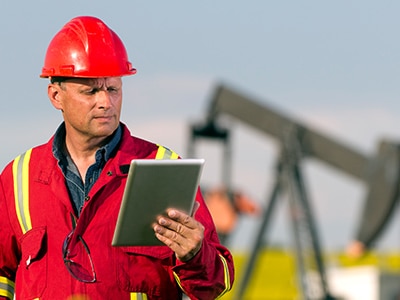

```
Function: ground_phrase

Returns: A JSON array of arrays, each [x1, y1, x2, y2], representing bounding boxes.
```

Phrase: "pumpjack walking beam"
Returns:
[[190, 83, 400, 299]]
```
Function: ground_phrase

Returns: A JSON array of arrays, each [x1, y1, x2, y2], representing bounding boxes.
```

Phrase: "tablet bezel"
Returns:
[[112, 158, 205, 246]]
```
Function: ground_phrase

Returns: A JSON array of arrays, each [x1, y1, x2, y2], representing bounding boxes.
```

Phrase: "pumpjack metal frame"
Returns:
[[233, 126, 335, 300], [188, 83, 400, 299]]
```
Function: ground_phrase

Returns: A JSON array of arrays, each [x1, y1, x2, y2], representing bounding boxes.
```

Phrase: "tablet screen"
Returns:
[[112, 159, 205, 246]]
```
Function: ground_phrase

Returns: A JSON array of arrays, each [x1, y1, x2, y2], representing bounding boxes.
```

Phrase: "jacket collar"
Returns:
[[32, 122, 156, 182]]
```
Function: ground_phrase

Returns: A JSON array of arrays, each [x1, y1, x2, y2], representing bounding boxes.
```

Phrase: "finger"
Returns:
[[156, 215, 191, 240], [153, 223, 187, 252], [153, 224, 202, 261], [166, 209, 199, 230], [153, 217, 203, 251]]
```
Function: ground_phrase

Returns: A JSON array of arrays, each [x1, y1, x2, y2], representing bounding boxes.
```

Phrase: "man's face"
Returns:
[[50, 77, 123, 141]]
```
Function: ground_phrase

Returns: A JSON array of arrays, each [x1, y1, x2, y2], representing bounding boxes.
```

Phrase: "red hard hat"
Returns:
[[40, 16, 136, 78]]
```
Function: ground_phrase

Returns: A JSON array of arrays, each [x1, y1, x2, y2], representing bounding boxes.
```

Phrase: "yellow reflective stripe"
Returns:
[[215, 254, 232, 299], [12, 149, 33, 235], [172, 271, 186, 295], [130, 293, 148, 300], [155, 145, 179, 160], [0, 276, 15, 299], [173, 255, 231, 299], [170, 151, 179, 159]]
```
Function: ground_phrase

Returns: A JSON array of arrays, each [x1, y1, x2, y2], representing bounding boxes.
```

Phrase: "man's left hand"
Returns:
[[153, 205, 204, 262]]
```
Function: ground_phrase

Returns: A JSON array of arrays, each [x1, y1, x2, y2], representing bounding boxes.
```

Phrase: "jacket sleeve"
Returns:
[[172, 189, 234, 300], [0, 172, 19, 300]]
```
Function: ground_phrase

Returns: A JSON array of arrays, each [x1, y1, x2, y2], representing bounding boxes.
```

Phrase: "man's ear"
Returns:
[[48, 84, 63, 111]]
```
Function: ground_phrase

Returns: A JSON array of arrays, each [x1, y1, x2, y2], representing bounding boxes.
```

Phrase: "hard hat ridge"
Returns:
[[40, 16, 136, 78]]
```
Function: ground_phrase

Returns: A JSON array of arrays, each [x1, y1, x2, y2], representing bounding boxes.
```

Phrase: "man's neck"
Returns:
[[64, 133, 108, 182]]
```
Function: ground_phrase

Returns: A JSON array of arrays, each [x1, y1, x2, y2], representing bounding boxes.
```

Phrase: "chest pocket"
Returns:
[[19, 226, 48, 299]]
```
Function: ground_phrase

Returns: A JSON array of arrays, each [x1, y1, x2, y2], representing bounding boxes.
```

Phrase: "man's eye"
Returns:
[[107, 87, 119, 93], [85, 88, 98, 95]]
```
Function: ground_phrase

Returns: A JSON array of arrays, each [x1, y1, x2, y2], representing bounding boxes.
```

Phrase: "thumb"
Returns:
[[191, 201, 200, 216]]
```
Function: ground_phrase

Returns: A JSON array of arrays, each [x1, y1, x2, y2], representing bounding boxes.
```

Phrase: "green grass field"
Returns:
[[221, 249, 400, 300]]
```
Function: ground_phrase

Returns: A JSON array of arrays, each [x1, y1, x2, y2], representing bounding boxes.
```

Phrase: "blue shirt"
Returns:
[[52, 123, 122, 216]]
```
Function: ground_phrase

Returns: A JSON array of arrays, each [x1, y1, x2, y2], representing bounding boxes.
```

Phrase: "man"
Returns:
[[0, 16, 234, 300]]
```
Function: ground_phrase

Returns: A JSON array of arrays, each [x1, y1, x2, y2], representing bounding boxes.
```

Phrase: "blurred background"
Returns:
[[1, 1, 399, 299]]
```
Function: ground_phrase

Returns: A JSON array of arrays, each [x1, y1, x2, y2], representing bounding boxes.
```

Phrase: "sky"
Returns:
[[0, 1, 399, 253]]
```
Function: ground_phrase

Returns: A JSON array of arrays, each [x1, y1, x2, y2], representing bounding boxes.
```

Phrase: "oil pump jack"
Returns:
[[188, 84, 400, 300]]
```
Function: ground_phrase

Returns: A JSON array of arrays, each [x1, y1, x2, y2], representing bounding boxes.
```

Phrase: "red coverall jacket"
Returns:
[[0, 124, 234, 300]]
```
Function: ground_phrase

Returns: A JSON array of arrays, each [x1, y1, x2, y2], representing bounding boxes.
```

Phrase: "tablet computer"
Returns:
[[112, 158, 205, 246]]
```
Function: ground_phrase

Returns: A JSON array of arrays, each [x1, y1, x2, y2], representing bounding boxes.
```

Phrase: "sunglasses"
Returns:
[[62, 230, 96, 283]]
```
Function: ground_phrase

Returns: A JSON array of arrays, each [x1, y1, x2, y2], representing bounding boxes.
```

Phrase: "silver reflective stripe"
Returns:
[[12, 149, 33, 234], [130, 293, 148, 300], [0, 276, 15, 299], [155, 145, 179, 160]]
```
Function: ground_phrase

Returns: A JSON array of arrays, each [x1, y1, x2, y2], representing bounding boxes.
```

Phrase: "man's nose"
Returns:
[[97, 90, 112, 109]]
